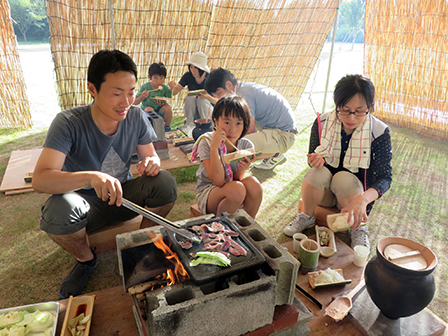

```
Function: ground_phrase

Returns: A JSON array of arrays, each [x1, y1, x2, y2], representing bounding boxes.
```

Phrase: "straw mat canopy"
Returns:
[[365, 0, 448, 138], [0, 0, 31, 128], [46, 0, 339, 114]]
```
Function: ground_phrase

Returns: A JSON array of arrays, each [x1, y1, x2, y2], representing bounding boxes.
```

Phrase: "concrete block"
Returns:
[[147, 112, 165, 142], [227, 210, 300, 306], [155, 147, 169, 160], [146, 270, 277, 336]]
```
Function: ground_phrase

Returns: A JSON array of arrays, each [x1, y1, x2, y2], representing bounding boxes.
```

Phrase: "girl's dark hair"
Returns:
[[87, 49, 137, 93], [333, 74, 375, 112], [189, 65, 205, 77], [212, 95, 251, 139]]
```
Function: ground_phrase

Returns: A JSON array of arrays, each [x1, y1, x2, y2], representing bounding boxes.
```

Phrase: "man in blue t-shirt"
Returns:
[[205, 67, 297, 170], [33, 50, 177, 299]]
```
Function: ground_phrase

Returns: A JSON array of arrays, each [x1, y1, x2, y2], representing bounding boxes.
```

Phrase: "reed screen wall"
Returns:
[[1, 0, 31, 128], [365, 0, 448, 138], [46, 0, 338, 113]]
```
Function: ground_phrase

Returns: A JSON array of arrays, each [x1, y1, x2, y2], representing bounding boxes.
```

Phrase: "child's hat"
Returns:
[[185, 52, 210, 73]]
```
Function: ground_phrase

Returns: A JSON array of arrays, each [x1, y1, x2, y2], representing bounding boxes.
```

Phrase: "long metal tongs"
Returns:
[[121, 198, 200, 243]]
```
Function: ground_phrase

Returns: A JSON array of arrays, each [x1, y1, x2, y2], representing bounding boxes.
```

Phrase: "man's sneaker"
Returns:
[[351, 226, 370, 250], [59, 252, 98, 299], [254, 153, 286, 170], [283, 212, 316, 237]]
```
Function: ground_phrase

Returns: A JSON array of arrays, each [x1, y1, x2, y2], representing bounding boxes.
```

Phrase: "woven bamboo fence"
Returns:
[[0, 0, 32, 128], [46, 0, 338, 114], [365, 0, 448, 138]]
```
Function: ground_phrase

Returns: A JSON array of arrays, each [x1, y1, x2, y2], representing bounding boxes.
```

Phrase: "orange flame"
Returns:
[[148, 230, 190, 286]]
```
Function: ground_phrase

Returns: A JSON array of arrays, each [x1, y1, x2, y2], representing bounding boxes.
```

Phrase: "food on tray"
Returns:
[[67, 313, 91, 336], [190, 251, 231, 267], [187, 89, 206, 96], [238, 149, 253, 156], [333, 215, 349, 229], [319, 231, 330, 246], [0, 309, 57, 335], [151, 96, 171, 104], [178, 221, 247, 267], [314, 268, 345, 285], [222, 148, 261, 165]]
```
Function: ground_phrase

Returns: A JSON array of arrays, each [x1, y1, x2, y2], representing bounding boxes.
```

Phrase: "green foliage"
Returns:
[[9, 0, 47, 42], [330, 0, 365, 45]]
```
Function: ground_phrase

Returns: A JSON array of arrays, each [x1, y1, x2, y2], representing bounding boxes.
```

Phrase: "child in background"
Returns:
[[190, 95, 262, 218], [135, 62, 173, 132], [168, 52, 215, 135]]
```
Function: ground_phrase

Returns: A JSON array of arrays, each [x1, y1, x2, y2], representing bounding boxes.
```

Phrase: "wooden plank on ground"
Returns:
[[2, 144, 198, 195], [0, 148, 42, 194]]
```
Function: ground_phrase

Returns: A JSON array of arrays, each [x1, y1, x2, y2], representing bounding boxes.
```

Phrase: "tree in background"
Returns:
[[9, 0, 47, 42], [338, 0, 365, 48]]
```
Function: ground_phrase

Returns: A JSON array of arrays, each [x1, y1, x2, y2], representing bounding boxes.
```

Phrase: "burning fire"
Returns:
[[148, 231, 190, 286]]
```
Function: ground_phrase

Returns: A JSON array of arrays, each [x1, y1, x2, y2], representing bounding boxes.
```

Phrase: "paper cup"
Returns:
[[293, 233, 308, 253], [353, 245, 370, 267], [297, 239, 320, 272]]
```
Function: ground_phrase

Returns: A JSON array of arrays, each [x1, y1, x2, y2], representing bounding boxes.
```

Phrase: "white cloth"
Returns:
[[315, 110, 372, 173]]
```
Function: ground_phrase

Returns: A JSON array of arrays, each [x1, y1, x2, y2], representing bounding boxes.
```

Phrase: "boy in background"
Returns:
[[135, 62, 173, 132]]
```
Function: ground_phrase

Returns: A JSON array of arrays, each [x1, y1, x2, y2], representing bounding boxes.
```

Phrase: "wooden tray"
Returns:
[[222, 149, 262, 165], [151, 96, 171, 104], [173, 137, 195, 146], [315, 226, 337, 257], [60, 295, 95, 336], [327, 213, 367, 232], [187, 89, 206, 96], [308, 269, 351, 289]]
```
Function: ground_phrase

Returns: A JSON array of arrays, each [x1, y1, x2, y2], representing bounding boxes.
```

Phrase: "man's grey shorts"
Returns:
[[40, 170, 177, 235]]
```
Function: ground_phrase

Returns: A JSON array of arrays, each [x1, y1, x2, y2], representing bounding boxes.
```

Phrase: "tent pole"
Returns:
[[108, 0, 116, 49], [322, 0, 341, 114]]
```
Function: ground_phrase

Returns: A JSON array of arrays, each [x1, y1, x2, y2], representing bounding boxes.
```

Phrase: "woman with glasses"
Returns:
[[283, 74, 392, 250]]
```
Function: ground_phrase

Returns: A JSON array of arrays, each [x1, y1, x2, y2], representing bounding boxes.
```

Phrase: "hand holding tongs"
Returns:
[[121, 198, 200, 243]]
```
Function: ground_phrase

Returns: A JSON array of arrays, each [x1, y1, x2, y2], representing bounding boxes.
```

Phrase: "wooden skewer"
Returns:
[[225, 138, 239, 151], [205, 107, 211, 123], [388, 250, 421, 261], [213, 126, 239, 151]]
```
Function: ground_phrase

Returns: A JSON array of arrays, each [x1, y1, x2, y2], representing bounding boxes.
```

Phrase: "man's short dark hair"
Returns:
[[148, 62, 167, 78], [87, 50, 138, 92], [204, 67, 237, 94]]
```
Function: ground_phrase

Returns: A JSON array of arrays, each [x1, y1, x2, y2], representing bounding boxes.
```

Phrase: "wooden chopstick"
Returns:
[[213, 127, 239, 151]]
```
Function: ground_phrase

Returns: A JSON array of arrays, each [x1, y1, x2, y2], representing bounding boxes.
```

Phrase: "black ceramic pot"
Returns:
[[192, 119, 213, 141], [364, 237, 437, 319]]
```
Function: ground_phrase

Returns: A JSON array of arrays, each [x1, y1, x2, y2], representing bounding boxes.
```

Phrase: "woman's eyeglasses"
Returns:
[[336, 108, 369, 117]]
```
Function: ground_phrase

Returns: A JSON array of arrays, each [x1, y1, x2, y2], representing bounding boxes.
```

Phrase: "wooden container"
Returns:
[[60, 295, 95, 336], [308, 268, 351, 289], [315, 226, 337, 257]]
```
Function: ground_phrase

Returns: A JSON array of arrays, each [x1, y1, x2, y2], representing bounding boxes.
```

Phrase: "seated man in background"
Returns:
[[32, 49, 178, 299], [134, 62, 173, 132], [204, 67, 297, 170]]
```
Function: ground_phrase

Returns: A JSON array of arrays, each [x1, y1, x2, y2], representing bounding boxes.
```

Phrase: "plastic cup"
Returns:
[[353, 245, 370, 267]]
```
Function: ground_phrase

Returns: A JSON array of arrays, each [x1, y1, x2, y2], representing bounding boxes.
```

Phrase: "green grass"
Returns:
[[1, 102, 447, 324]]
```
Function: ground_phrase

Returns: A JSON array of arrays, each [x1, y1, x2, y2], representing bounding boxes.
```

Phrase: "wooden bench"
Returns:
[[298, 199, 339, 226], [86, 215, 143, 253], [190, 204, 203, 218]]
